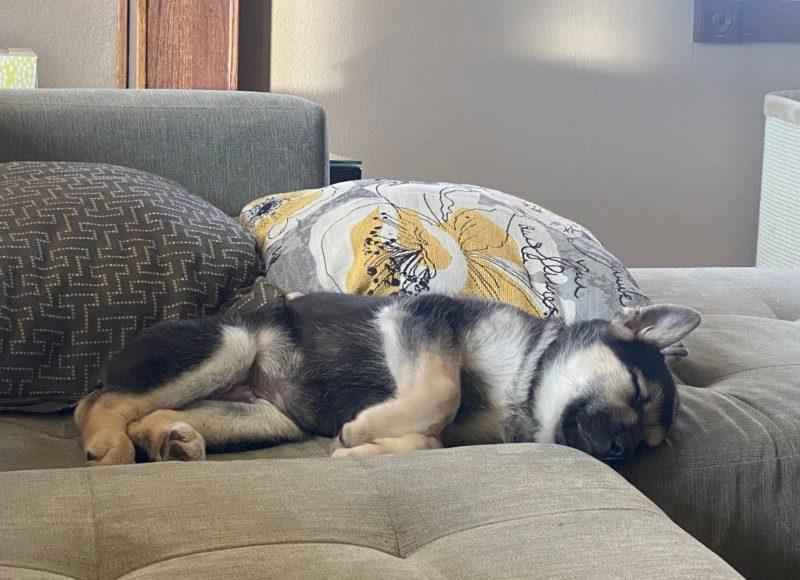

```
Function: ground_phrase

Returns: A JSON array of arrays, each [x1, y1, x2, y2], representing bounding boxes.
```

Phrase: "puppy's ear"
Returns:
[[611, 304, 701, 349]]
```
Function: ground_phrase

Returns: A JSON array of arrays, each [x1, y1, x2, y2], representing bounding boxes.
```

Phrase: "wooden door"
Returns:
[[122, 0, 239, 89]]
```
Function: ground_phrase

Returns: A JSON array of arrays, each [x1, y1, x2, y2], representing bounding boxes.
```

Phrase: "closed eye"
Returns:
[[627, 367, 650, 411]]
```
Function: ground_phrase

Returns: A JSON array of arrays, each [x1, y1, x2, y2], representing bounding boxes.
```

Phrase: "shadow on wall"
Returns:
[[272, 0, 800, 267]]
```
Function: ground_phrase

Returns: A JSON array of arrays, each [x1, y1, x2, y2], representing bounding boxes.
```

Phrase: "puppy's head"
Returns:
[[535, 304, 700, 467]]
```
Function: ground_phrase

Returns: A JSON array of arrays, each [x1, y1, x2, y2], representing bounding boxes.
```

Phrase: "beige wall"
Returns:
[[272, 0, 800, 267], [0, 0, 117, 88]]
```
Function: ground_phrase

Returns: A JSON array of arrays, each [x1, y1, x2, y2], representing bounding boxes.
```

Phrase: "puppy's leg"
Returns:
[[128, 399, 304, 462], [331, 434, 442, 458], [76, 322, 259, 466], [338, 346, 461, 449]]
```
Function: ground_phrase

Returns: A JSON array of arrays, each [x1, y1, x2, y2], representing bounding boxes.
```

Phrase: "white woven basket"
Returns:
[[757, 91, 800, 267]]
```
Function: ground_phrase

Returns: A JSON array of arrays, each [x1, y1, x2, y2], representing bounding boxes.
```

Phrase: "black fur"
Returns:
[[604, 333, 679, 434], [102, 316, 224, 392], [283, 293, 395, 434], [550, 320, 680, 463], [283, 294, 550, 437], [98, 292, 689, 465]]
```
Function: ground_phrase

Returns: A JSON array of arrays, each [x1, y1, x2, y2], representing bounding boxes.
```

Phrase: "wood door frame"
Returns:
[[118, 0, 240, 89], [227, 0, 240, 90], [135, 0, 147, 88], [117, 0, 128, 87], [116, 0, 145, 88]]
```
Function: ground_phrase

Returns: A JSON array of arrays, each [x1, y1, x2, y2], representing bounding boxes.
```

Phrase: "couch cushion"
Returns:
[[0, 267, 795, 577], [0, 162, 264, 411], [0, 445, 739, 579], [626, 267, 800, 580], [0, 410, 331, 472]]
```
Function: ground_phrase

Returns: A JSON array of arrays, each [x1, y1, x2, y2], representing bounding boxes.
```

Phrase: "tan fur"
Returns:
[[132, 416, 206, 462], [331, 433, 442, 458], [632, 369, 668, 447], [130, 399, 303, 462], [609, 307, 637, 341], [645, 424, 666, 447], [441, 406, 505, 446], [76, 391, 154, 465], [338, 347, 462, 449], [76, 325, 260, 465]]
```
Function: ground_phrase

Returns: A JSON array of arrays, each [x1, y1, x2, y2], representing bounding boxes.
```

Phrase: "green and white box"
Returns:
[[0, 49, 38, 89]]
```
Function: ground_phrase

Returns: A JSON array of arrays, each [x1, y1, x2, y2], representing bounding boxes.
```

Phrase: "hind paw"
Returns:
[[128, 413, 206, 462], [160, 422, 206, 462]]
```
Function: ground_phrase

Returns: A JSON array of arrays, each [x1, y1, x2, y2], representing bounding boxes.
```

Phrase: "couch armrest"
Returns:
[[0, 89, 328, 216]]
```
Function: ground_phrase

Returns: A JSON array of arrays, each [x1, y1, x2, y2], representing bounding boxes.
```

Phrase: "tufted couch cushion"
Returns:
[[626, 267, 800, 580], [0, 445, 739, 579], [0, 267, 797, 578]]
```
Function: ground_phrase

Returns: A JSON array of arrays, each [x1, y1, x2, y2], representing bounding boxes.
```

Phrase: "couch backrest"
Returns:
[[0, 89, 328, 216]]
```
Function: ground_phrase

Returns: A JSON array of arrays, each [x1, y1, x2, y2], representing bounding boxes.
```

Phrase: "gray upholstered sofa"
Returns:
[[1, 90, 796, 579]]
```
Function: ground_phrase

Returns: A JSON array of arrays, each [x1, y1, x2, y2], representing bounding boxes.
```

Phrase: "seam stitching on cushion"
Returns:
[[84, 469, 101, 580], [354, 456, 404, 559], [112, 539, 405, 578], [403, 507, 665, 557], [0, 562, 78, 579], [719, 271, 782, 320], [703, 363, 800, 385], [110, 508, 664, 577], [627, 453, 799, 476], [718, 392, 796, 455]]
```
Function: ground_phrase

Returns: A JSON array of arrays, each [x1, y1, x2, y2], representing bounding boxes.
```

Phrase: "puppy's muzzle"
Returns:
[[560, 402, 637, 466]]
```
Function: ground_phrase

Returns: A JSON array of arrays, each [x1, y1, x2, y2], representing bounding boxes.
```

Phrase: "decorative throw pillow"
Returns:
[[0, 161, 264, 411], [239, 179, 649, 322]]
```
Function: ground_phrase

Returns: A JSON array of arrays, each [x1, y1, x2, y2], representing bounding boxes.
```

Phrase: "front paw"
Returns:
[[338, 419, 372, 449], [329, 430, 345, 454], [331, 446, 354, 458]]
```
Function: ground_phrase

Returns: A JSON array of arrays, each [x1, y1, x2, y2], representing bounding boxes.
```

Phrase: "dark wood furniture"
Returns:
[[118, 0, 270, 90], [329, 154, 363, 185], [139, 0, 238, 89]]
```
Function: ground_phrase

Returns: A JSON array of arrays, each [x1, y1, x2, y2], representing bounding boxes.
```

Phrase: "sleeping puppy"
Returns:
[[75, 293, 700, 467]]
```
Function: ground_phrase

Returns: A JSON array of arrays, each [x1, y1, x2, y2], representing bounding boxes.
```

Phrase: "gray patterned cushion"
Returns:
[[239, 180, 648, 322], [0, 162, 263, 410]]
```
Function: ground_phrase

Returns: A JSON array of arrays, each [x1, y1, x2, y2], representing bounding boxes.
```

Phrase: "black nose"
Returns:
[[608, 435, 627, 458], [573, 409, 634, 464]]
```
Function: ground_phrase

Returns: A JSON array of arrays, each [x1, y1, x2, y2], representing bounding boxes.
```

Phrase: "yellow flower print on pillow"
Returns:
[[346, 208, 452, 296], [442, 209, 542, 316], [346, 205, 542, 316], [239, 189, 322, 246]]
